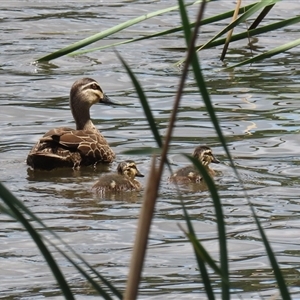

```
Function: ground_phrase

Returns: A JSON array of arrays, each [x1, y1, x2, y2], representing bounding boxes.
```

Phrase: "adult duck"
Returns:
[[27, 78, 116, 170]]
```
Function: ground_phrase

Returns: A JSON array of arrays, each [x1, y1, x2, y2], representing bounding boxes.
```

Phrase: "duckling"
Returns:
[[169, 145, 220, 184], [27, 78, 117, 170], [92, 160, 144, 194]]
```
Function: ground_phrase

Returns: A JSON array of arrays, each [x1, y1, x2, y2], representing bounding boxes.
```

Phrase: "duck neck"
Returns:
[[72, 102, 97, 131]]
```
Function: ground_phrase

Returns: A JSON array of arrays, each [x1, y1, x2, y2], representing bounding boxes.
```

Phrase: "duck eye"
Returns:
[[91, 83, 100, 90]]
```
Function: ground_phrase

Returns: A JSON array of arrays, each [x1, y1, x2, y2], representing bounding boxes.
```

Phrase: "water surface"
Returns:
[[1, 1, 300, 299]]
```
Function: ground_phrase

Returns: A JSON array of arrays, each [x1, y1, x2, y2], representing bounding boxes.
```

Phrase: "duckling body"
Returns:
[[92, 160, 144, 194], [27, 78, 116, 170], [169, 145, 219, 184]]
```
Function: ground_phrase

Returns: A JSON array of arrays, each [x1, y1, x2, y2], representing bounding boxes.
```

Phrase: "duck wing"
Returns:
[[27, 128, 115, 170]]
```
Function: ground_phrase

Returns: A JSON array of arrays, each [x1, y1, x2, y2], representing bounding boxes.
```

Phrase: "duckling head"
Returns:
[[117, 160, 144, 180], [193, 145, 220, 166]]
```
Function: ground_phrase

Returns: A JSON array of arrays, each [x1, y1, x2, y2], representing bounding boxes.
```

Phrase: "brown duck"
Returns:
[[169, 145, 220, 184], [27, 78, 116, 170], [92, 160, 144, 194]]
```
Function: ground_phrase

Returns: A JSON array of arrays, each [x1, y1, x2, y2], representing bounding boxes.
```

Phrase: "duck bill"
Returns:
[[212, 155, 220, 164], [136, 170, 145, 178], [101, 93, 121, 106]]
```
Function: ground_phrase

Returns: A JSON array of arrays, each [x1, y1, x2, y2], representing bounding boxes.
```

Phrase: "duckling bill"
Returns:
[[169, 145, 220, 184], [27, 78, 117, 170], [92, 160, 144, 194]]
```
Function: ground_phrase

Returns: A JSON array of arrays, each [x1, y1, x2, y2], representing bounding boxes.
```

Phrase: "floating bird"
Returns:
[[27, 78, 116, 170], [169, 145, 220, 184], [92, 160, 144, 194]]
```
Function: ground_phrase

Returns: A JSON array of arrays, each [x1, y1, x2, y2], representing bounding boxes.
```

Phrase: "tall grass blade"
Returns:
[[186, 155, 230, 297], [165, 15, 300, 52], [47, 239, 117, 300], [0, 182, 122, 298], [178, 0, 230, 298], [0, 183, 75, 300], [197, 0, 279, 51], [116, 52, 162, 148], [36, 1, 201, 62], [176, 0, 279, 65], [251, 206, 291, 299], [179, 0, 234, 170], [71, 3, 256, 56], [226, 38, 300, 69], [179, 201, 217, 300]]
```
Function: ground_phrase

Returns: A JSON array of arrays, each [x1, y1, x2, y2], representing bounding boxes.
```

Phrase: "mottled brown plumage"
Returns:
[[169, 145, 220, 184], [27, 78, 116, 170], [92, 160, 144, 194]]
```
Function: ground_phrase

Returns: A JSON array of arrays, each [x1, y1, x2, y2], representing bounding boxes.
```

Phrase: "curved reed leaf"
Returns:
[[178, 1, 231, 298], [0, 183, 75, 300], [176, 0, 280, 65], [179, 222, 216, 300], [226, 38, 300, 69], [197, 0, 279, 52], [185, 154, 230, 298], [36, 0, 201, 62], [251, 205, 291, 299], [116, 52, 162, 148], [70, 2, 256, 56], [47, 239, 117, 300], [0, 181, 122, 298]]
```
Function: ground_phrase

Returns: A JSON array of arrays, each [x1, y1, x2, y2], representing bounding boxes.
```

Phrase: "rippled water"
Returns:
[[1, 1, 300, 299]]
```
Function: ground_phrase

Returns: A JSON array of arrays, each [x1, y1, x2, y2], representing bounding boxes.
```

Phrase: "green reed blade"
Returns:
[[0, 181, 122, 298], [179, 228, 215, 300], [186, 155, 230, 295], [178, 1, 231, 298], [70, 2, 256, 56], [48, 239, 116, 300], [36, 0, 201, 62], [164, 14, 300, 52], [251, 205, 291, 299], [176, 0, 280, 66], [0, 182, 75, 300], [198, 0, 279, 51], [116, 52, 162, 148], [178, 0, 228, 297], [226, 38, 300, 69]]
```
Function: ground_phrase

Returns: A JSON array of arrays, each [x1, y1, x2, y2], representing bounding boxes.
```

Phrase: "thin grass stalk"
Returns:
[[123, 1, 207, 299], [250, 206, 291, 299], [220, 0, 241, 61]]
